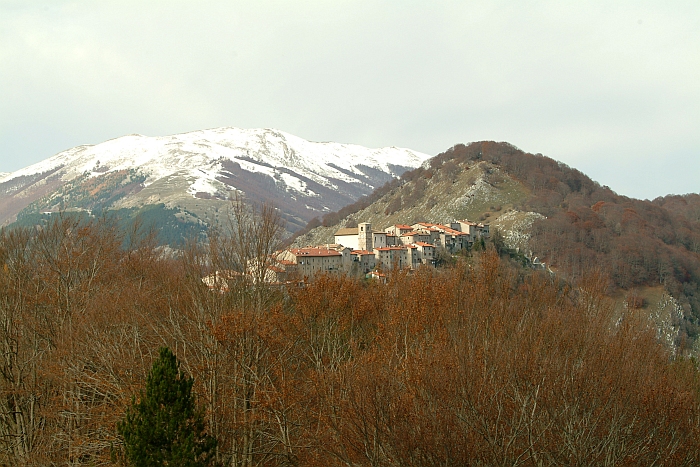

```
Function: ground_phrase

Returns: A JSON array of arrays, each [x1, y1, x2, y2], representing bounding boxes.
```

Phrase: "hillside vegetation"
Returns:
[[292, 159, 531, 247], [1, 216, 699, 465], [294, 141, 700, 350]]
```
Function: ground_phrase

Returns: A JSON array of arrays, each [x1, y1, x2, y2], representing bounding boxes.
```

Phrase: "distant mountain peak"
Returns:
[[0, 127, 431, 235]]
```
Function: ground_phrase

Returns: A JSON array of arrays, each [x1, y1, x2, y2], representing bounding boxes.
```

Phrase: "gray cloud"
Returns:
[[1, 0, 698, 199]]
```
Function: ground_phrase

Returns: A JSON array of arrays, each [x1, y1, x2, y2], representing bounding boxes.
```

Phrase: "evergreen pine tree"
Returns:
[[117, 347, 217, 466]]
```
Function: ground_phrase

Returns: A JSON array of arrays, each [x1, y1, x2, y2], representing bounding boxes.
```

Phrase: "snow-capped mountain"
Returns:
[[0, 128, 431, 235]]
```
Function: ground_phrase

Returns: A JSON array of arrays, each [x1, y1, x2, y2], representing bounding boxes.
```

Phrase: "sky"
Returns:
[[1, 1, 698, 200]]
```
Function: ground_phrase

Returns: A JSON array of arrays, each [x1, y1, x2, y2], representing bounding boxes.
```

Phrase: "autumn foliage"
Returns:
[[408, 142, 700, 346], [1, 216, 700, 465]]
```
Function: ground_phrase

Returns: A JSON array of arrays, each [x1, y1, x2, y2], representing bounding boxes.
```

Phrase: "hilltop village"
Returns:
[[202, 220, 490, 290], [279, 220, 489, 280]]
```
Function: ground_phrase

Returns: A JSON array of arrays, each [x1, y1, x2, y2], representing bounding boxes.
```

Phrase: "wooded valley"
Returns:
[[1, 213, 699, 465]]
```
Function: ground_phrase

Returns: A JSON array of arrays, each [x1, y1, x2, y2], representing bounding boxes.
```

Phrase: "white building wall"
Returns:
[[334, 234, 359, 250]]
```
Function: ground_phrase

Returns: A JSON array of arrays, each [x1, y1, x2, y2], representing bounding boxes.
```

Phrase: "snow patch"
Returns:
[[189, 176, 220, 197], [279, 172, 308, 194], [1, 127, 431, 204]]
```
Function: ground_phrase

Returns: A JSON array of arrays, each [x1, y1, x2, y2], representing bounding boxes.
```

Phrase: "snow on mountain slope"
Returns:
[[2, 128, 428, 197], [0, 128, 431, 231]]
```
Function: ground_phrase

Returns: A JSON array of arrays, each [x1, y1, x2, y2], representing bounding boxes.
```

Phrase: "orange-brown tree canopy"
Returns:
[[0, 215, 699, 466]]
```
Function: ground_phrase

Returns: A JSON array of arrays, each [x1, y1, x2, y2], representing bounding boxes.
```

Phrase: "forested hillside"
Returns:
[[295, 142, 700, 350], [1, 215, 700, 465]]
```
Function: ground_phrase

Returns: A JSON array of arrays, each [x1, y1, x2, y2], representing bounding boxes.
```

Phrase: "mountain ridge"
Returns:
[[0, 127, 431, 235]]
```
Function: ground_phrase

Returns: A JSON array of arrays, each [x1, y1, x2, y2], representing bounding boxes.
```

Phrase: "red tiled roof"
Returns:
[[421, 223, 450, 233], [415, 242, 434, 247], [351, 250, 374, 255], [442, 227, 467, 236]]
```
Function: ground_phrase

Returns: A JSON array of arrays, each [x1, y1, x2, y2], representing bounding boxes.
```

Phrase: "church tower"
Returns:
[[358, 222, 372, 251]]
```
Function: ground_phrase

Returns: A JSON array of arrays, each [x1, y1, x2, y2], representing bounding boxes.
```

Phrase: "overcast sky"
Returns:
[[1, 1, 698, 200]]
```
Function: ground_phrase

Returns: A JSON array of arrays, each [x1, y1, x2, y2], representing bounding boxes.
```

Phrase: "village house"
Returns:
[[277, 259, 297, 280], [278, 246, 346, 278], [412, 222, 474, 252], [384, 224, 414, 236], [274, 218, 490, 280], [440, 225, 471, 251], [414, 242, 436, 265], [351, 249, 377, 274], [398, 230, 432, 245], [352, 220, 486, 267], [411, 223, 443, 244], [455, 219, 490, 242], [406, 244, 422, 268], [374, 246, 410, 270]]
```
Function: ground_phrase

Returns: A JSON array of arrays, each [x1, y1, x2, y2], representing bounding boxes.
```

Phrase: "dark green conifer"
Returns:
[[117, 347, 217, 466]]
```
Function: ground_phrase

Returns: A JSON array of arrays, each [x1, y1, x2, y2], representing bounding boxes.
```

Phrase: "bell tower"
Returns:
[[358, 222, 372, 251]]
